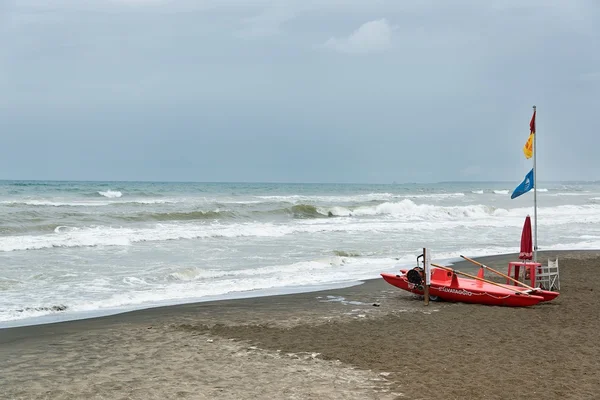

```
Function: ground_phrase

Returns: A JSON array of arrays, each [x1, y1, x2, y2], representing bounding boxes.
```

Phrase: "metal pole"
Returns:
[[423, 247, 429, 306], [533, 105, 538, 262]]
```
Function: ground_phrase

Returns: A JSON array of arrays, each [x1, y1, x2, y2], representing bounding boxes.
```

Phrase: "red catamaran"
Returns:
[[381, 256, 559, 307]]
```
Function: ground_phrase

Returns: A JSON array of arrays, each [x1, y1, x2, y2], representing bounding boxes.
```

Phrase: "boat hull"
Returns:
[[381, 270, 546, 307], [524, 288, 559, 302]]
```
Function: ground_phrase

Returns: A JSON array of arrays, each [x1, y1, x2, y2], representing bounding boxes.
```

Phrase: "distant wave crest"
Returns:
[[322, 199, 499, 219], [288, 204, 329, 219], [123, 210, 235, 222], [98, 190, 122, 198]]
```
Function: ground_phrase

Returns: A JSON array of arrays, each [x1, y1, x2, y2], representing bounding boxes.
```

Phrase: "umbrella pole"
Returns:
[[423, 248, 430, 306]]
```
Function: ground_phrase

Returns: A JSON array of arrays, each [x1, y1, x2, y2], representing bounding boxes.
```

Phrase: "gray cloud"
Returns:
[[1, 0, 598, 182], [322, 19, 394, 54]]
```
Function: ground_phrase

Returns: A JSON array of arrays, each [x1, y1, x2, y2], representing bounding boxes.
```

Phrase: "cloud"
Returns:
[[322, 18, 394, 54], [1, 0, 599, 182], [238, 5, 295, 38]]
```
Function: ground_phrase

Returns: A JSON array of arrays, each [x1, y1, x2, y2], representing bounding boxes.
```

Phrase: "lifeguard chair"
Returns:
[[535, 258, 560, 291], [506, 258, 560, 291]]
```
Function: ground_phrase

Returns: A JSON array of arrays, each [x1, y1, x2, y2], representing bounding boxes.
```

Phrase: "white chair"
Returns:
[[536, 258, 560, 291]]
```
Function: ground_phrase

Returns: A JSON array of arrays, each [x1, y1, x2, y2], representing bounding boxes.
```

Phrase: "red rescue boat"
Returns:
[[382, 266, 547, 307]]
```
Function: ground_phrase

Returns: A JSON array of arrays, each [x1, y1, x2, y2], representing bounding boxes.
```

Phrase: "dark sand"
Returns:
[[1, 250, 599, 399]]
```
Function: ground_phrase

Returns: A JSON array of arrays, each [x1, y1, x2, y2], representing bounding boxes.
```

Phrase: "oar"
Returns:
[[460, 255, 537, 291], [430, 263, 533, 297]]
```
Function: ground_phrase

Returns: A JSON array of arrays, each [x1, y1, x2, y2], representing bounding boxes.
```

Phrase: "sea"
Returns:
[[1, 180, 599, 328]]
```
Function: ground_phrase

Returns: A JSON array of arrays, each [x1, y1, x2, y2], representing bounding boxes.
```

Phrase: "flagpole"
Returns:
[[533, 105, 538, 263]]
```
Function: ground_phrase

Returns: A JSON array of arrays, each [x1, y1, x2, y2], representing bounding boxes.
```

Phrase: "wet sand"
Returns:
[[1, 250, 599, 399]]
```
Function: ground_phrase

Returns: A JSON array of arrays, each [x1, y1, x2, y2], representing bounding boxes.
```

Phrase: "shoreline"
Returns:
[[0, 252, 470, 330], [2, 249, 599, 399], [1, 249, 597, 332], [0, 280, 367, 330]]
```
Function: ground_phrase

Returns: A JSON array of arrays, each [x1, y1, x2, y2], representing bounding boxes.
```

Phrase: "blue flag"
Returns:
[[511, 168, 534, 199]]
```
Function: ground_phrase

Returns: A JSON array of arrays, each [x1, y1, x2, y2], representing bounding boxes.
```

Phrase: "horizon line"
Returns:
[[0, 178, 597, 185]]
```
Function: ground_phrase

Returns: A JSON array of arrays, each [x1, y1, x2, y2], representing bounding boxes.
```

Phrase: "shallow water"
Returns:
[[1, 180, 598, 326]]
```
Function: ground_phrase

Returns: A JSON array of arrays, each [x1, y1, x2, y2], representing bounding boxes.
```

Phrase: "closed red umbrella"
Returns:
[[519, 215, 533, 260]]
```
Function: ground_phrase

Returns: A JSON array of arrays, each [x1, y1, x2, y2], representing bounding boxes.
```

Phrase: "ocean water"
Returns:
[[1, 180, 599, 328]]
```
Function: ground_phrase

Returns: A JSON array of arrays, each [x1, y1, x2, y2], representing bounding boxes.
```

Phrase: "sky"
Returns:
[[1, 0, 599, 183]]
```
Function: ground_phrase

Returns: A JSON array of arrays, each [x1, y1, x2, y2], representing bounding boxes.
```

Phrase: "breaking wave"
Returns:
[[288, 204, 329, 219], [114, 204, 332, 223], [4, 202, 600, 252], [121, 210, 236, 222], [98, 190, 122, 198], [322, 200, 498, 219]]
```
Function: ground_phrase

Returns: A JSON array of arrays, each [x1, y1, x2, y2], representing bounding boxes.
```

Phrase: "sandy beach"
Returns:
[[1, 250, 599, 400]]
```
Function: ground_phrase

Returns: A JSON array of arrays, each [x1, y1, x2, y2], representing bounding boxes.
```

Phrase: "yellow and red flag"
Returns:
[[523, 109, 536, 159]]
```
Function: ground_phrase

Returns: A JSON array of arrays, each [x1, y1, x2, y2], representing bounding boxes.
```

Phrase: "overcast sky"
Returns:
[[1, 0, 598, 183]]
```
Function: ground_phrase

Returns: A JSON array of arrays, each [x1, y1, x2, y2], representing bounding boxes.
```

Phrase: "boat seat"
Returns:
[[431, 267, 453, 282]]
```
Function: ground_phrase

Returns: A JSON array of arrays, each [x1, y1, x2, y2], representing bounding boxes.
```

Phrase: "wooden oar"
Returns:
[[459, 255, 536, 291], [430, 263, 532, 296]]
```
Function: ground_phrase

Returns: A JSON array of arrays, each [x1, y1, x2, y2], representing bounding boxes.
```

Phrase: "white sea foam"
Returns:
[[1, 200, 111, 207], [320, 200, 500, 219], [123, 277, 149, 286], [471, 190, 484, 194], [3, 202, 600, 252], [550, 192, 590, 196], [405, 193, 465, 199], [126, 199, 178, 204], [254, 192, 465, 204], [493, 190, 509, 195], [579, 235, 600, 239], [6, 237, 600, 325], [98, 190, 122, 198], [0, 256, 394, 323], [0, 199, 176, 207]]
